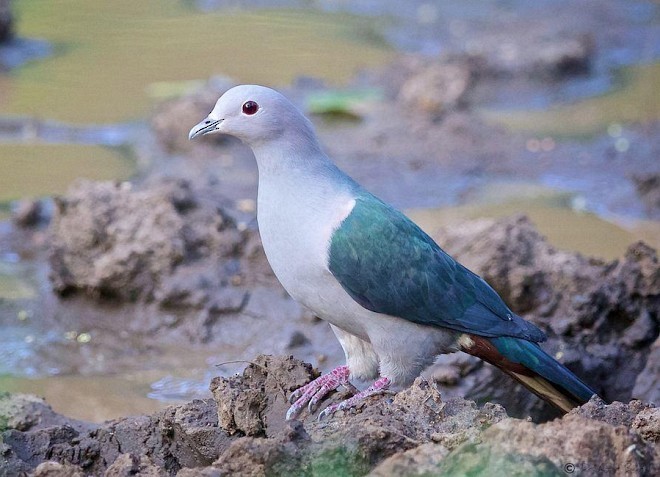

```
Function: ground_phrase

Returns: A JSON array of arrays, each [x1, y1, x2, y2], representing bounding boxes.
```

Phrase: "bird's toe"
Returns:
[[289, 387, 305, 404], [317, 376, 391, 421], [286, 365, 352, 420], [285, 403, 302, 421], [317, 406, 335, 421], [307, 382, 334, 413]]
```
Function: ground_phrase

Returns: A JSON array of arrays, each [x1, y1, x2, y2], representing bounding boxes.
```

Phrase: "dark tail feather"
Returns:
[[460, 334, 596, 413]]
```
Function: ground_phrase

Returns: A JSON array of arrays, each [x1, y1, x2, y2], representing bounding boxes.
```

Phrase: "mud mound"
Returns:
[[438, 399, 659, 476], [396, 56, 474, 116], [151, 77, 234, 153], [1, 356, 656, 476], [0, 393, 230, 476], [211, 355, 318, 438], [48, 178, 272, 305]]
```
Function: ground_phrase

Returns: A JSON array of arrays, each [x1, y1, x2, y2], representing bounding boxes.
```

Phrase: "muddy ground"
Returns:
[[42, 177, 659, 422], [3, 151, 658, 475], [1, 356, 659, 476], [2, 1, 660, 475]]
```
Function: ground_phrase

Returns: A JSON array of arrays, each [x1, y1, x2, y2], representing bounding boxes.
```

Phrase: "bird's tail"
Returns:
[[460, 334, 596, 413]]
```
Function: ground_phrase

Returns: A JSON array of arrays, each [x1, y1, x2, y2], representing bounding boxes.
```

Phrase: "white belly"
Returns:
[[256, 171, 460, 385], [257, 178, 369, 339]]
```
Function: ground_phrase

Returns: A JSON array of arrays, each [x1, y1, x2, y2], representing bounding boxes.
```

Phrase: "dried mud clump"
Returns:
[[439, 399, 659, 477], [207, 355, 509, 476], [210, 355, 318, 437], [0, 393, 230, 476], [397, 57, 474, 116], [465, 30, 593, 79], [48, 178, 250, 303]]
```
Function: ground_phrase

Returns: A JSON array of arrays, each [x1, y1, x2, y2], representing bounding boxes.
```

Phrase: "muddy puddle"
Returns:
[[0, 144, 134, 206], [0, 0, 393, 215], [482, 62, 660, 137], [5, 0, 392, 124]]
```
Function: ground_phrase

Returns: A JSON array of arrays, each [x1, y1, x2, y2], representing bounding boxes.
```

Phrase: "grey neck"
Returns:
[[250, 132, 356, 193]]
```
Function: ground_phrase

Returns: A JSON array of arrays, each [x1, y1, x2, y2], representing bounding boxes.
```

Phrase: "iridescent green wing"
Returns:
[[328, 193, 545, 341]]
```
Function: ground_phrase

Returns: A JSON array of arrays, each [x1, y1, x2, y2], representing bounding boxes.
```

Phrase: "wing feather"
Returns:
[[328, 194, 546, 342]]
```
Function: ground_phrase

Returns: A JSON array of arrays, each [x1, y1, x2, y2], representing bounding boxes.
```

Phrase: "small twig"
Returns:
[[214, 359, 269, 373]]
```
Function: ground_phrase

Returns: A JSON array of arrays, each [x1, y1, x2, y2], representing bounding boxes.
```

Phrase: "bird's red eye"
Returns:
[[242, 101, 259, 115]]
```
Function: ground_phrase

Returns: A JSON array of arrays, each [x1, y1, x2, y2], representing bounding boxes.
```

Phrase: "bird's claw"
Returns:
[[307, 383, 330, 413], [317, 407, 333, 421], [287, 368, 392, 421], [286, 365, 351, 420], [288, 387, 304, 404], [317, 376, 391, 421]]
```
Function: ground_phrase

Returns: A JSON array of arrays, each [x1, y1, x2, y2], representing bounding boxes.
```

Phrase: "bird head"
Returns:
[[189, 84, 315, 148]]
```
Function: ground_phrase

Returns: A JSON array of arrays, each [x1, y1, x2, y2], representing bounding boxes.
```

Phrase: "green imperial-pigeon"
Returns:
[[189, 85, 596, 420]]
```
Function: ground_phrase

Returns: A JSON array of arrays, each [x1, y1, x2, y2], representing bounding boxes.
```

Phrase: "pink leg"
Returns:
[[318, 376, 391, 421], [286, 365, 351, 420]]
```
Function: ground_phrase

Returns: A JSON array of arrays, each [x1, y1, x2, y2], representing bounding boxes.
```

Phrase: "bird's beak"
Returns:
[[188, 118, 223, 140]]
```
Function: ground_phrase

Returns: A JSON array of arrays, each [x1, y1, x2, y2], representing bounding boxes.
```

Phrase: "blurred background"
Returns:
[[0, 0, 658, 422]]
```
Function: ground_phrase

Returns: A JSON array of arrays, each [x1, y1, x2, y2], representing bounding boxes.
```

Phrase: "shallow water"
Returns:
[[482, 62, 660, 137], [6, 1, 392, 124], [0, 346, 220, 421], [0, 143, 134, 203], [0, 374, 170, 422]]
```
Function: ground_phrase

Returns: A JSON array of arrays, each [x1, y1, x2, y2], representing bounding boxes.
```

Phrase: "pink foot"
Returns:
[[286, 365, 353, 420], [318, 376, 391, 420]]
